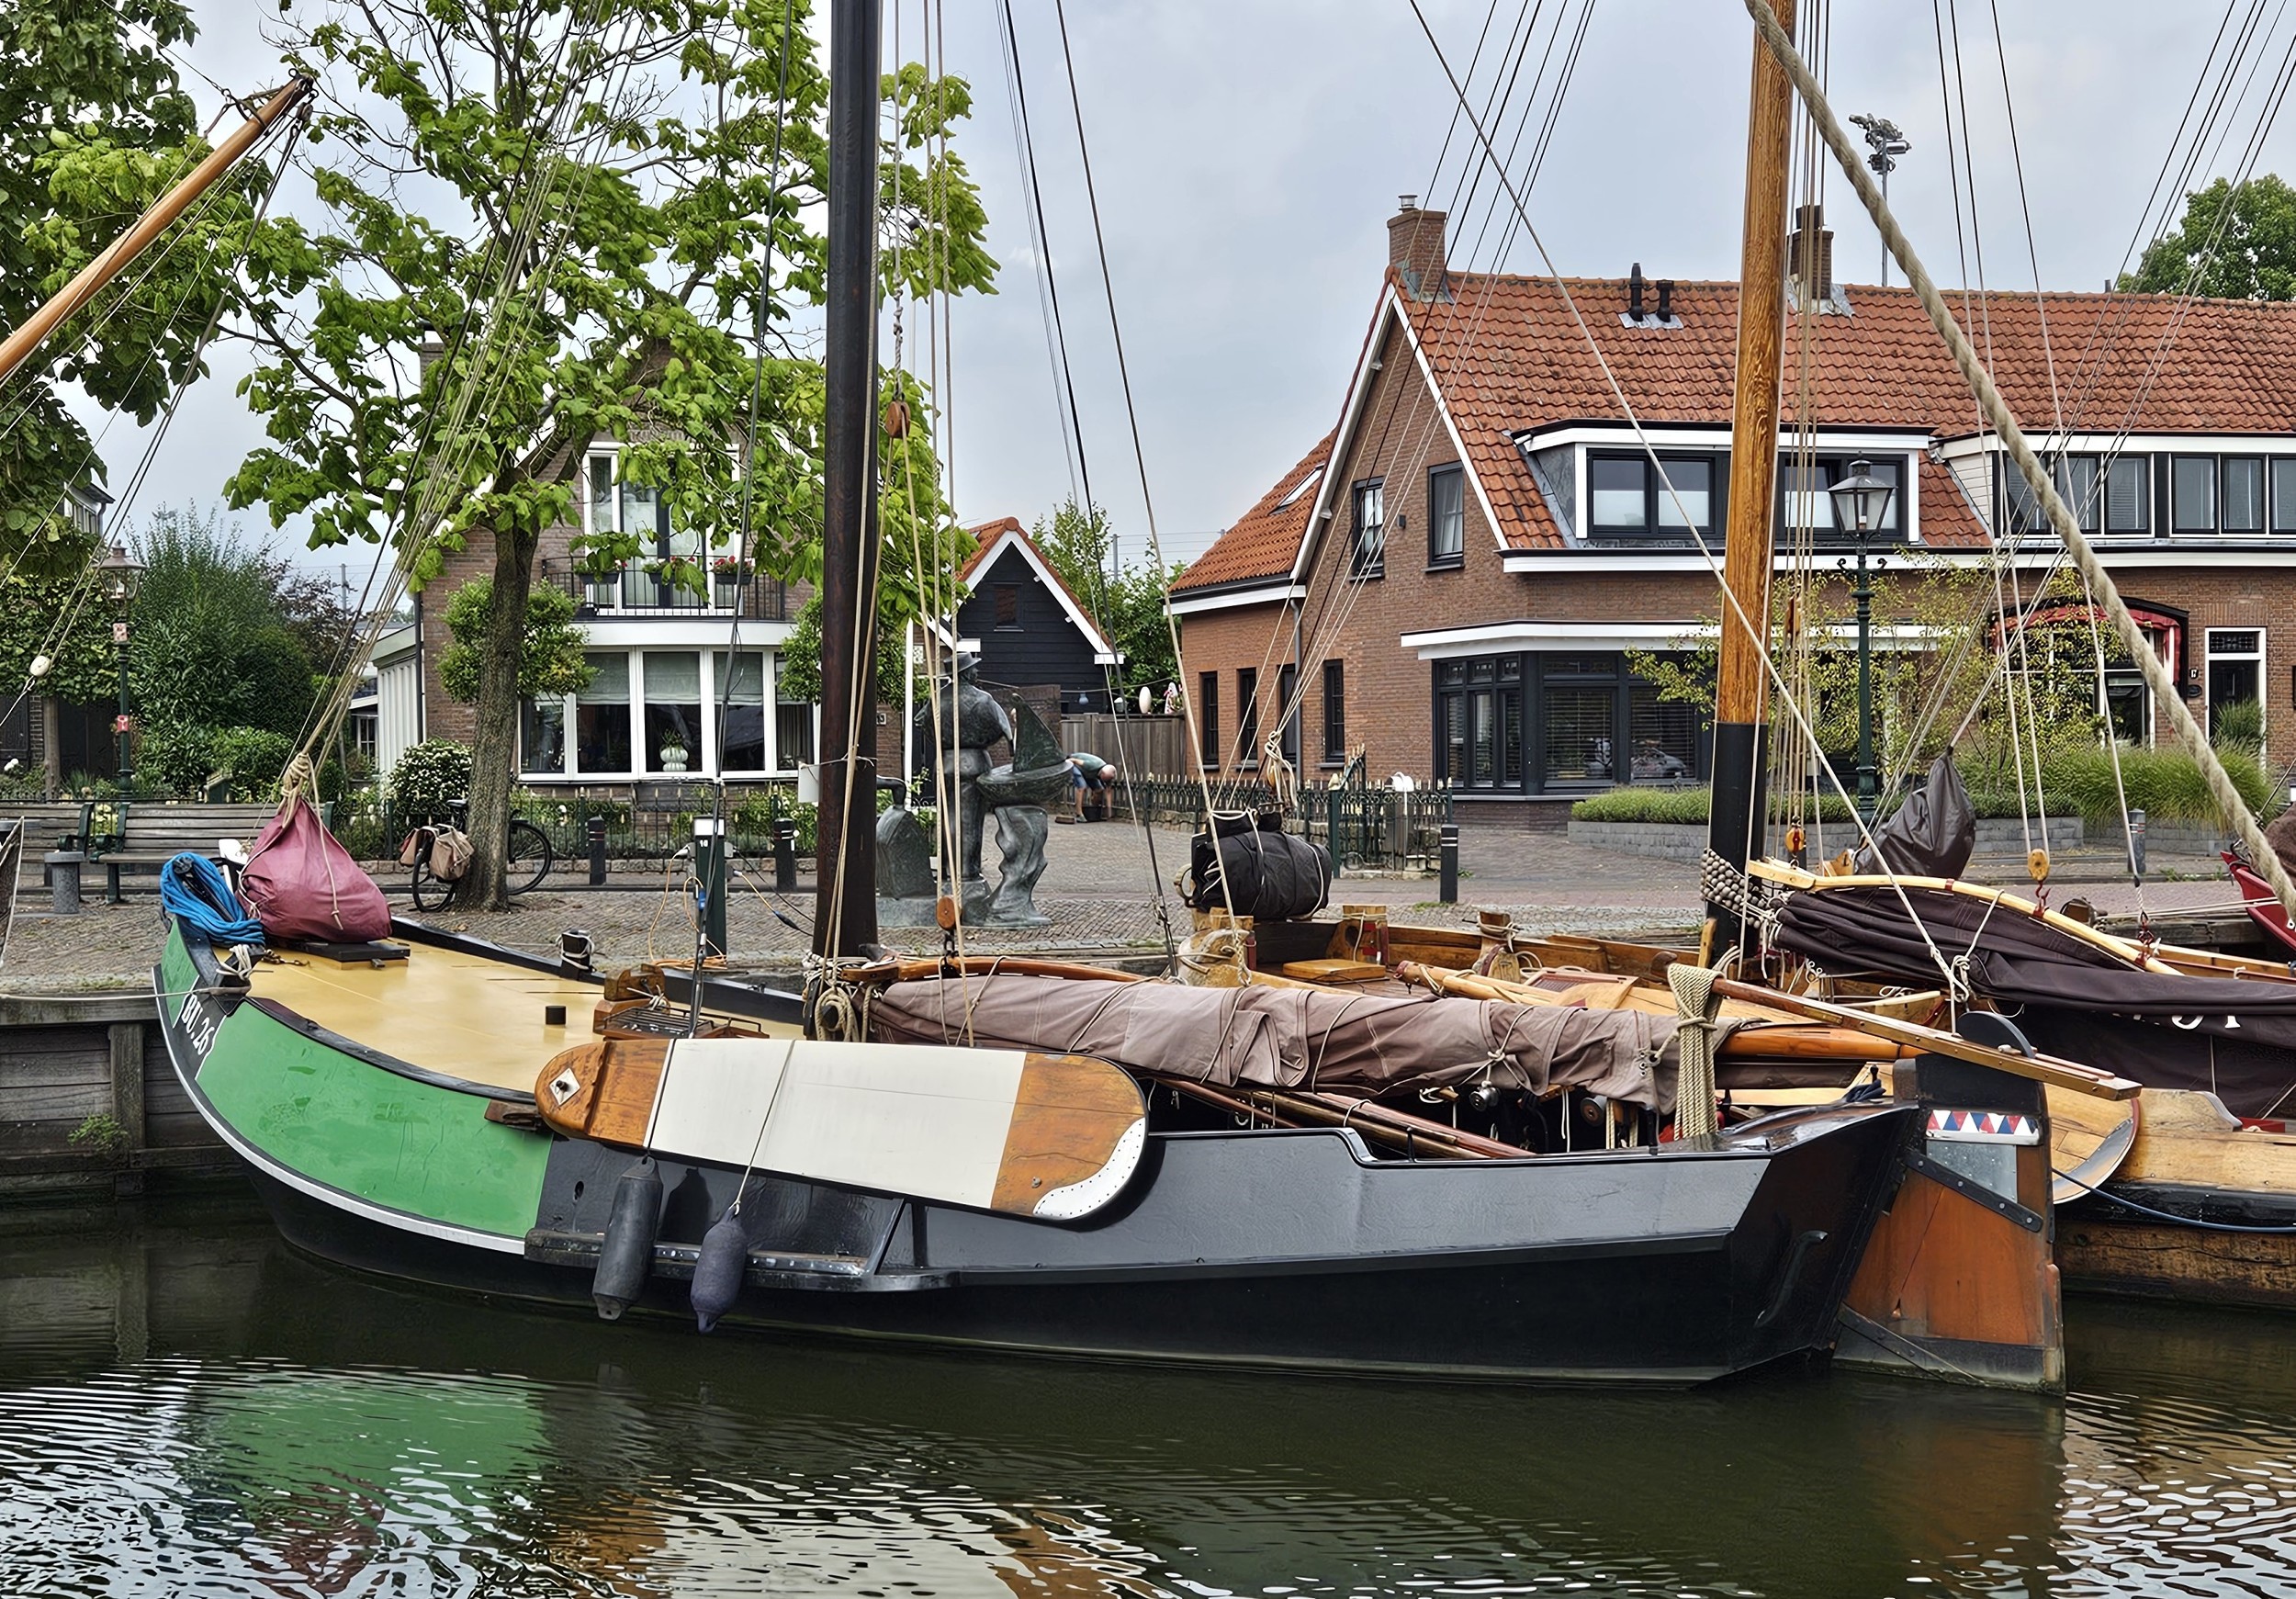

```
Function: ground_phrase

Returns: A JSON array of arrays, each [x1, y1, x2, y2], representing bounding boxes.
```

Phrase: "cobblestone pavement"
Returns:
[[0, 819, 2251, 992]]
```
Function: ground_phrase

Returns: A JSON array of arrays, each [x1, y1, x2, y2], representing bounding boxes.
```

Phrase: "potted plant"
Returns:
[[647, 555, 703, 607], [576, 552, 621, 608], [711, 553, 751, 609]]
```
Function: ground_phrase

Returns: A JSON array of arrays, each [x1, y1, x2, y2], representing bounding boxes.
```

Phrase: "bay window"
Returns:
[[520, 646, 806, 778]]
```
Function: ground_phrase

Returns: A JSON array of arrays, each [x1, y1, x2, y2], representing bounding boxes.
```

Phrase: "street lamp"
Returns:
[[96, 544, 143, 787], [1849, 114, 1910, 287], [1828, 460, 1896, 821]]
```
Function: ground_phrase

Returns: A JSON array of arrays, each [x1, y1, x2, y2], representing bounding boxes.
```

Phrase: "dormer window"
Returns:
[[1775, 455, 1901, 541], [1587, 452, 1718, 540]]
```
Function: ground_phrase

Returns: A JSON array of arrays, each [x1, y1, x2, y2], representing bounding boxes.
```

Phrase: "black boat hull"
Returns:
[[158, 920, 1915, 1385]]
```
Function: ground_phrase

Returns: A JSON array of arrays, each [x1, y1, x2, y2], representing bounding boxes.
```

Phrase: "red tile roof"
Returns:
[[1180, 271, 2296, 581], [1173, 432, 1334, 592]]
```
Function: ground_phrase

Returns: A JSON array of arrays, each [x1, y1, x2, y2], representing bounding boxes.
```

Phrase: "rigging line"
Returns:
[[998, 3, 1173, 952], [1279, 0, 1598, 760], [991, 0, 1080, 508], [1408, 0, 1967, 994], [1451, 0, 1577, 282], [1044, 0, 1239, 940], [1278, 3, 1595, 785], [1425, 0, 1511, 204], [687, 0, 796, 1028], [2053, 0, 2265, 438], [1233, 0, 1587, 805], [1742, 0, 2296, 929], [1444, 0, 1546, 248], [1944, 0, 1999, 400], [1984, 0, 2060, 432], [293, 0, 623, 771]]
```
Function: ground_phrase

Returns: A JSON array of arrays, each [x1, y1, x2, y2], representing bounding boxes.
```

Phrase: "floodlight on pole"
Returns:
[[1849, 114, 1910, 287]]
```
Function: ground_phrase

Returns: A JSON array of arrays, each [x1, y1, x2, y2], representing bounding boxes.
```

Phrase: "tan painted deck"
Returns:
[[250, 943, 602, 1094]]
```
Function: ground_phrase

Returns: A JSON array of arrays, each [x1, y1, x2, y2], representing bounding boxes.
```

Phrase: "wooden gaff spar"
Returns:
[[0, 77, 312, 388]]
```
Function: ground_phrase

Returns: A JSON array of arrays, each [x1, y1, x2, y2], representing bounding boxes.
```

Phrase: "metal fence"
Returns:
[[343, 784, 826, 870], [1109, 776, 1450, 873]]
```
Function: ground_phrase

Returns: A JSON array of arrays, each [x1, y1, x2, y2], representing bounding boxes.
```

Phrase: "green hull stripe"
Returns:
[[178, 935, 549, 1238]]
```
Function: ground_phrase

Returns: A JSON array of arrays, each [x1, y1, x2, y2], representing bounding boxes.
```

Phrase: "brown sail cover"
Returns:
[[871, 974, 1684, 1110], [1774, 884, 2296, 1116]]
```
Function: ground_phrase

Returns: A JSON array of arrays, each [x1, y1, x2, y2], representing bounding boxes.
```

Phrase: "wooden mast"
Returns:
[[0, 77, 310, 388], [1705, 0, 1797, 940], [813, 0, 884, 959]]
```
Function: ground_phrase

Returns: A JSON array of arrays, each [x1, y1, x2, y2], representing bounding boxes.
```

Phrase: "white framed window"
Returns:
[[2205, 626, 2265, 744], [519, 645, 808, 780]]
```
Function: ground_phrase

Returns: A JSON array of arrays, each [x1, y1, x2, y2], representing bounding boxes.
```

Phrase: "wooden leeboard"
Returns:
[[538, 1037, 1146, 1221]]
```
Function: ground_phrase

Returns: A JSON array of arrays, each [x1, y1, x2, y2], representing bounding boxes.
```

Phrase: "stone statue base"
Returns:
[[985, 805, 1051, 927]]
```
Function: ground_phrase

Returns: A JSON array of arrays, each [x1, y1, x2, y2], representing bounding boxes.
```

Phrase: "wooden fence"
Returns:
[[1059, 713, 1190, 778]]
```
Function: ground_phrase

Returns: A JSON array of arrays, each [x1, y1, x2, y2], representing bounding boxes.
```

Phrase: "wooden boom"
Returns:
[[0, 78, 310, 387]]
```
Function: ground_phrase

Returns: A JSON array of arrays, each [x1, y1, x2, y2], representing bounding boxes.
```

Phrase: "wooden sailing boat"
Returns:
[[109, 0, 2088, 1387]]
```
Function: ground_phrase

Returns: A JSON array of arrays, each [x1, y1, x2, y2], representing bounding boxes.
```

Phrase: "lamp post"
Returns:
[[1828, 460, 1896, 821], [96, 544, 143, 787]]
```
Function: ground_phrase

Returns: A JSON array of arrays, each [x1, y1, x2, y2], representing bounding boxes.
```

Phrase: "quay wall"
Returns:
[[0, 993, 231, 1200]]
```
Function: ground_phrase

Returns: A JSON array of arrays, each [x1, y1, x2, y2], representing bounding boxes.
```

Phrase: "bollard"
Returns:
[[1438, 823, 1459, 905], [46, 850, 83, 916], [2129, 806, 2146, 881], [772, 819, 797, 893], [587, 812, 607, 885], [694, 816, 728, 959]]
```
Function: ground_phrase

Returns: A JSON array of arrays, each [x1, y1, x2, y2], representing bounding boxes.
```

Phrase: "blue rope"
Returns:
[[2056, 1164, 2296, 1235], [160, 853, 265, 946]]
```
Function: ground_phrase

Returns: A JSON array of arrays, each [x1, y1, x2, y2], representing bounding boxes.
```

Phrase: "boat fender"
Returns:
[[691, 1208, 748, 1333], [591, 1156, 663, 1321]]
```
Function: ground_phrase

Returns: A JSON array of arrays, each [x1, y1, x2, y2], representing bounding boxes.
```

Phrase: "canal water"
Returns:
[[5, 1194, 2296, 1597]]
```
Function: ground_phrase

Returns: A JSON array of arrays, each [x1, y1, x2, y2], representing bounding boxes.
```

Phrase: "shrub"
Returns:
[[138, 722, 216, 797], [208, 726, 295, 799], [390, 739, 473, 820], [2035, 743, 2271, 826]]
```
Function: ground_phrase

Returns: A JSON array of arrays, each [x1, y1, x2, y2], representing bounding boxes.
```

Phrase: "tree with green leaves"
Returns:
[[437, 579, 592, 704], [0, 4, 269, 575], [2122, 174, 2296, 300], [226, 0, 993, 906], [1030, 498, 1186, 693]]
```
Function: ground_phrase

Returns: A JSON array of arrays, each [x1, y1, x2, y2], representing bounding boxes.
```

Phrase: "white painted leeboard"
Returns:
[[581, 1037, 1145, 1220]]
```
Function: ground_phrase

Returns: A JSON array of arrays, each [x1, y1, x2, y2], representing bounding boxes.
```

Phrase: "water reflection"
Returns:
[[3, 1197, 2294, 1596]]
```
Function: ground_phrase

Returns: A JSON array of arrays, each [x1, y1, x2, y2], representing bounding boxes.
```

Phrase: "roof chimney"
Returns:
[[1389, 198, 1448, 301], [1656, 279, 1674, 321], [1788, 203, 1835, 306], [1627, 263, 1646, 321]]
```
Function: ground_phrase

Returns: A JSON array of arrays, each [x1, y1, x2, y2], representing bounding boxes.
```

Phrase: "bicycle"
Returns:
[[408, 798, 553, 910]]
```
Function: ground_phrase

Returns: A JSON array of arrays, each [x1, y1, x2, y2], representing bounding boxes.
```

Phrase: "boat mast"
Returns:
[[0, 77, 310, 388], [1706, 0, 1798, 943], [814, 0, 884, 958]]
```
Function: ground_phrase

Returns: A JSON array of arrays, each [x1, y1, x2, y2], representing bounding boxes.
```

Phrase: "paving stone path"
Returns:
[[0, 816, 2245, 993]]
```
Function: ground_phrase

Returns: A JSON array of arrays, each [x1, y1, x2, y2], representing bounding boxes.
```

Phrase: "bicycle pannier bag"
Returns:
[[428, 827, 474, 883]]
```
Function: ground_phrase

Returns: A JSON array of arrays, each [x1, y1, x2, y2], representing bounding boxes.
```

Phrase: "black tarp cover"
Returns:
[[1852, 754, 1976, 880], [1774, 884, 2296, 1117]]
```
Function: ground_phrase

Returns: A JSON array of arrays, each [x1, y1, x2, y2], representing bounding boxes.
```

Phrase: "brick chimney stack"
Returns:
[[1788, 203, 1835, 304], [1389, 196, 1449, 301]]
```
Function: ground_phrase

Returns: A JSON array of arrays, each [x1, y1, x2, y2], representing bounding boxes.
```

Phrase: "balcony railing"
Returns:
[[544, 558, 793, 621]]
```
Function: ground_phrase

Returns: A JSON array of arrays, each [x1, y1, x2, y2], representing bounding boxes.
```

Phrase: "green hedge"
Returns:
[[1570, 746, 2277, 829]]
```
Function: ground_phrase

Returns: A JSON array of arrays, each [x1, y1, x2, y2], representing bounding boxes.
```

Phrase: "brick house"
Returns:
[[372, 433, 815, 790], [1172, 199, 2296, 824]]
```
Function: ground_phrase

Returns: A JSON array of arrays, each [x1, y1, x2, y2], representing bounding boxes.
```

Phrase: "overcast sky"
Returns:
[[77, 0, 2269, 572]]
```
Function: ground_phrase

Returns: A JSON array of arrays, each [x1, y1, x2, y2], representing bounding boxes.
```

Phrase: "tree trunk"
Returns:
[[462, 524, 538, 911]]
